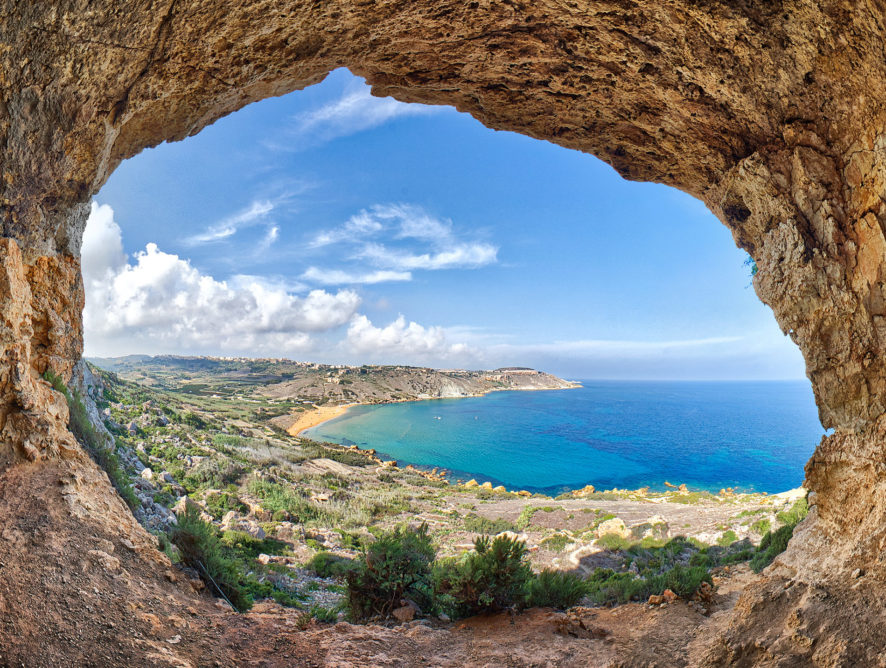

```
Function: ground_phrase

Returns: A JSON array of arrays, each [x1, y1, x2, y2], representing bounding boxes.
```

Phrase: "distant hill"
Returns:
[[87, 354, 580, 410]]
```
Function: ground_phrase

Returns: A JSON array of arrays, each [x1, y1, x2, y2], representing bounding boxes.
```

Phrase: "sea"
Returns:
[[303, 380, 826, 495]]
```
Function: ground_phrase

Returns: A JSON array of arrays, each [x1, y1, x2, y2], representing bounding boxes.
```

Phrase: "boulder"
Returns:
[[393, 605, 415, 623], [463, 479, 479, 488], [596, 518, 630, 539], [630, 516, 669, 540]]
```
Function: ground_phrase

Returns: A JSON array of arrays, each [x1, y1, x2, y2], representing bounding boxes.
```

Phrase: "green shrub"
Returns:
[[776, 497, 808, 526], [750, 518, 771, 535], [433, 534, 532, 617], [595, 533, 631, 551], [540, 533, 571, 552], [750, 524, 795, 573], [527, 569, 588, 609], [585, 564, 712, 605], [185, 459, 245, 491], [204, 491, 248, 520], [299, 439, 373, 467], [220, 530, 291, 559], [248, 479, 323, 524], [44, 370, 138, 510], [717, 530, 738, 547], [750, 496, 808, 573], [170, 505, 253, 611], [309, 552, 358, 579], [347, 523, 435, 620], [463, 513, 516, 535]]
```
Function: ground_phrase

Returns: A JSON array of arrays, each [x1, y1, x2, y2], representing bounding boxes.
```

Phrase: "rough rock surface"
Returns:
[[2, 0, 886, 663]]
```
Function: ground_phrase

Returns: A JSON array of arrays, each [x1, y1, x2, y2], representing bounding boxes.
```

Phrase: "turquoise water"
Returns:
[[304, 381, 826, 494]]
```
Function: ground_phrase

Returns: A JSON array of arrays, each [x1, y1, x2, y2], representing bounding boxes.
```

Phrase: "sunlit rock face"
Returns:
[[4, 0, 886, 661]]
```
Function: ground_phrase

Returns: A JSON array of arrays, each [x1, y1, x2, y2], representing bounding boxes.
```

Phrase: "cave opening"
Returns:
[[84, 68, 822, 496]]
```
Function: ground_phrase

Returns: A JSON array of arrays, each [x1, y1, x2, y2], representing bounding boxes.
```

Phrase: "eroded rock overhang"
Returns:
[[3, 2, 886, 660]]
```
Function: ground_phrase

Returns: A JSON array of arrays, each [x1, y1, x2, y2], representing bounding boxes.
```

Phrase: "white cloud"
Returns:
[[307, 203, 498, 272], [356, 241, 498, 271], [256, 225, 280, 254], [346, 315, 473, 362], [308, 209, 385, 248], [186, 199, 275, 245], [301, 267, 412, 285], [277, 83, 439, 148], [82, 202, 361, 356]]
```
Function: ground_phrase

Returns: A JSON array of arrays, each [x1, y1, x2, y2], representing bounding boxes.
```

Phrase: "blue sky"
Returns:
[[84, 68, 805, 380]]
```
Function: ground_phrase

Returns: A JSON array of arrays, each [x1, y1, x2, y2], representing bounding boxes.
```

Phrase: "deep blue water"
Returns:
[[303, 381, 825, 495]]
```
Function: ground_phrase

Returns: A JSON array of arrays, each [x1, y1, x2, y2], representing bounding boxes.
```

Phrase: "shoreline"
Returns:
[[286, 403, 359, 437], [287, 397, 805, 500], [288, 382, 581, 439]]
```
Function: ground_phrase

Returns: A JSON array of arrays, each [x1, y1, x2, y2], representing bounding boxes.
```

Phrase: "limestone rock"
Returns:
[[596, 518, 630, 540], [3, 1, 886, 662]]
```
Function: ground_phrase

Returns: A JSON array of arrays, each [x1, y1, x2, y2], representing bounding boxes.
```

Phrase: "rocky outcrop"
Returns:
[[4, 0, 886, 662]]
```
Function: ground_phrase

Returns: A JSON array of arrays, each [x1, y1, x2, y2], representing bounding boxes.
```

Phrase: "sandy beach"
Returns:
[[287, 404, 357, 437]]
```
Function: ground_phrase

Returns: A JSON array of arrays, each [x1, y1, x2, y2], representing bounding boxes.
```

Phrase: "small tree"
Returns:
[[434, 534, 533, 617], [347, 523, 435, 620]]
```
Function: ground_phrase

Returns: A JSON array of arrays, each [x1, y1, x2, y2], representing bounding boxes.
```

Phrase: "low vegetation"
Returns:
[[78, 357, 812, 624], [750, 497, 808, 572], [44, 369, 138, 510]]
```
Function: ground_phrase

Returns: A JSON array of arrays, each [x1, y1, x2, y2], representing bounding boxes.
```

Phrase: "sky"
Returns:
[[84, 68, 807, 380]]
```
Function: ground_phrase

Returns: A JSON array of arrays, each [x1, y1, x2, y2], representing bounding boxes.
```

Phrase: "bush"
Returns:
[[585, 564, 712, 605], [220, 530, 291, 559], [44, 370, 138, 510], [181, 411, 208, 429], [204, 491, 248, 520], [750, 496, 808, 573], [463, 512, 516, 535], [595, 533, 631, 551], [750, 524, 794, 573], [776, 497, 808, 526], [347, 523, 435, 620], [540, 533, 571, 552], [170, 505, 253, 611], [309, 552, 358, 579], [717, 530, 738, 547], [433, 534, 532, 617], [185, 459, 245, 491], [527, 569, 588, 609]]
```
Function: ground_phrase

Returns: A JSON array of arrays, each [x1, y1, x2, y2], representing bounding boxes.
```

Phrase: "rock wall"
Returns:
[[4, 0, 886, 661]]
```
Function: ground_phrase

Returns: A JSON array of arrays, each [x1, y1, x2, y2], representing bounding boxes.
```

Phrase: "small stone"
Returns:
[[662, 589, 677, 604], [852, 568, 865, 579], [648, 594, 664, 605], [393, 605, 415, 622]]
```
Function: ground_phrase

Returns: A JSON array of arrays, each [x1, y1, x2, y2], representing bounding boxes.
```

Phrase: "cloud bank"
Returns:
[[82, 203, 360, 356]]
